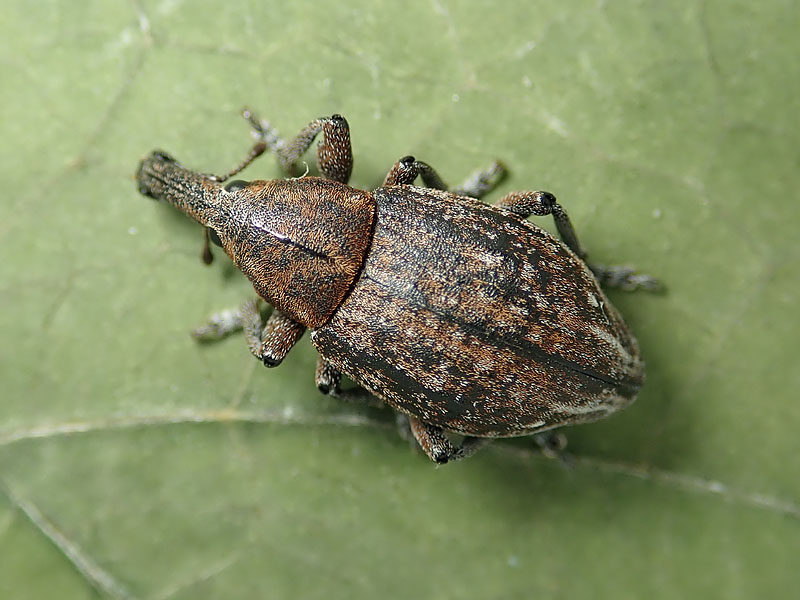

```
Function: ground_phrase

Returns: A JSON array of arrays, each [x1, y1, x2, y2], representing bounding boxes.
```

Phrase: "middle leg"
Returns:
[[382, 156, 505, 199]]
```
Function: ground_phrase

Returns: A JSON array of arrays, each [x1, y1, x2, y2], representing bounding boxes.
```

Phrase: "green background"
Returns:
[[1, 1, 798, 598]]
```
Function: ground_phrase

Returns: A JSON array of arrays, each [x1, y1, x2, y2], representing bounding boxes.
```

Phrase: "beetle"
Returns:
[[136, 109, 658, 463]]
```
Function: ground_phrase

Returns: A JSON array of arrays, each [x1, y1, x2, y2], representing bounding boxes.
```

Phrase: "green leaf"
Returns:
[[1, 1, 798, 598]]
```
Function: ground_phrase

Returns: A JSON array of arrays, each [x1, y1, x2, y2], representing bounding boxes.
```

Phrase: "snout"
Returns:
[[136, 150, 177, 199]]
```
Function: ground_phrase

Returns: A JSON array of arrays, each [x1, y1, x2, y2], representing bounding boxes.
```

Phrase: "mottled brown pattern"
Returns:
[[137, 154, 374, 329], [217, 177, 374, 328], [312, 185, 643, 437]]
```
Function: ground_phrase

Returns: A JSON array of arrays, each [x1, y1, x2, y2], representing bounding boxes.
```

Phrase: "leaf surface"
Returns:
[[1, 1, 798, 598]]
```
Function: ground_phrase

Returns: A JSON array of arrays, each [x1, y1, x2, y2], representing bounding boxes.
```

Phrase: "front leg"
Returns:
[[194, 304, 341, 392], [240, 299, 306, 367], [244, 110, 353, 183]]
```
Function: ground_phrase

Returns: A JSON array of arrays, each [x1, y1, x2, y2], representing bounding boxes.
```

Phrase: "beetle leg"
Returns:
[[206, 141, 268, 184], [382, 156, 424, 186], [192, 306, 245, 341], [244, 109, 352, 183], [200, 227, 215, 265], [586, 264, 662, 292], [382, 157, 505, 199], [496, 191, 588, 259], [534, 431, 575, 467], [240, 299, 306, 367], [382, 156, 448, 189], [408, 417, 489, 464], [196, 137, 267, 263], [315, 357, 342, 395], [496, 191, 661, 291], [451, 161, 506, 198]]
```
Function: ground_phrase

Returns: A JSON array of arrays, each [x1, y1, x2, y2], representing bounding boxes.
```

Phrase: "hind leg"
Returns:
[[496, 190, 661, 291]]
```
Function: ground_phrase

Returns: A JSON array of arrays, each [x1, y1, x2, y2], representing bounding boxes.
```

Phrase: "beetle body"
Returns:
[[137, 112, 653, 462], [313, 184, 642, 437]]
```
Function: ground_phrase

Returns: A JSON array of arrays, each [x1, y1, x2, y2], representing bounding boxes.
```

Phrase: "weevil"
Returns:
[[136, 110, 659, 463]]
